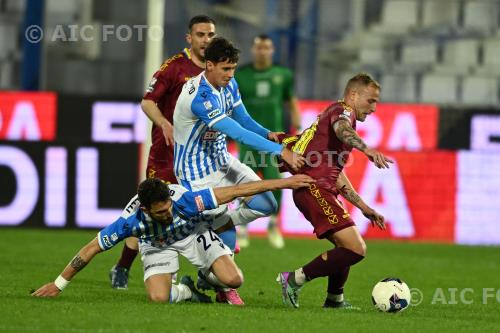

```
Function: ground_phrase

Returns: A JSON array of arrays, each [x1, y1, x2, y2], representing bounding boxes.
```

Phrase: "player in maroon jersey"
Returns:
[[276, 73, 392, 309], [109, 15, 216, 290]]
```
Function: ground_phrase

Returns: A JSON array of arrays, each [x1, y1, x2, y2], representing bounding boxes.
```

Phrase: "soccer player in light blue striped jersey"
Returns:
[[173, 37, 305, 304], [32, 175, 314, 303]]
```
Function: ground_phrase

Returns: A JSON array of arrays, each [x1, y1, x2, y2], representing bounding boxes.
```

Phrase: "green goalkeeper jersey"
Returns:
[[235, 64, 294, 132]]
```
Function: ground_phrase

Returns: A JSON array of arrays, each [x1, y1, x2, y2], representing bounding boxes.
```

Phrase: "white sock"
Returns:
[[268, 215, 278, 228], [230, 201, 267, 226], [327, 293, 344, 302], [205, 271, 230, 290], [170, 283, 192, 303], [294, 268, 306, 286]]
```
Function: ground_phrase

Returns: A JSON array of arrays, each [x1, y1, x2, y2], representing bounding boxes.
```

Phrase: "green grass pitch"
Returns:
[[1, 228, 499, 333]]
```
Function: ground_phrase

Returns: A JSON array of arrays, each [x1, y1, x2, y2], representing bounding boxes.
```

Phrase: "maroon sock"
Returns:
[[327, 267, 350, 295], [302, 247, 364, 281], [116, 243, 138, 270]]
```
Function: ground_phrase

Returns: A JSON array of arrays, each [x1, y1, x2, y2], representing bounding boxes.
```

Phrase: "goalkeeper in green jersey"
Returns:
[[235, 34, 301, 249]]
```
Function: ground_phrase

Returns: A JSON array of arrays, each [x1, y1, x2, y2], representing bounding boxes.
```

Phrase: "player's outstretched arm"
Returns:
[[333, 119, 393, 169], [31, 238, 102, 297], [336, 172, 385, 230], [212, 117, 305, 171], [213, 174, 315, 205], [141, 99, 174, 146]]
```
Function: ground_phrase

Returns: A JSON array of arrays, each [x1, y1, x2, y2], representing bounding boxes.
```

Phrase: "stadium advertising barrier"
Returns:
[[0, 93, 142, 228], [1, 93, 499, 245], [249, 102, 500, 245]]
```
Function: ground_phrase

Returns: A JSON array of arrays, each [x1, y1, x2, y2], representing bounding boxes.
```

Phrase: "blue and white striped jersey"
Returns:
[[97, 185, 218, 250], [173, 72, 242, 181]]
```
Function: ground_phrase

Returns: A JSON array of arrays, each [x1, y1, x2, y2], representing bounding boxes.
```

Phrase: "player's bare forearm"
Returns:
[[288, 97, 301, 130], [60, 238, 102, 281], [213, 175, 314, 205], [333, 119, 367, 152], [141, 99, 170, 128], [336, 172, 369, 211]]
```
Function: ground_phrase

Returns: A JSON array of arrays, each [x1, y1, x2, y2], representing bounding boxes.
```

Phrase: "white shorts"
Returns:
[[180, 155, 261, 229], [139, 226, 232, 281]]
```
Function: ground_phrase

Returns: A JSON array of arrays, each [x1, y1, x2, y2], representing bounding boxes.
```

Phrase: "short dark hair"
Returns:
[[188, 15, 216, 31], [255, 33, 272, 41], [137, 178, 170, 209], [205, 37, 240, 64], [344, 73, 381, 96]]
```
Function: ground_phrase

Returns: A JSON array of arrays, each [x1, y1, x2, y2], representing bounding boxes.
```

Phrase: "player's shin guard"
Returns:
[[302, 248, 364, 281], [218, 226, 236, 251], [200, 271, 231, 290], [230, 192, 277, 226], [169, 283, 192, 303], [327, 267, 350, 300]]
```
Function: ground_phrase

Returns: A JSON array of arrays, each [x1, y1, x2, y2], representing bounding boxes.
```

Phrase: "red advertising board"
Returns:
[[343, 150, 457, 242], [0, 92, 57, 141]]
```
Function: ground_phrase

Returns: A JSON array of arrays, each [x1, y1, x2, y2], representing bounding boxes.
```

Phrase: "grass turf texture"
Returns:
[[1, 228, 499, 333]]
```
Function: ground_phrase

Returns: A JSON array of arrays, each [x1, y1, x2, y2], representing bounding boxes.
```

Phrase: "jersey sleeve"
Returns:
[[232, 103, 270, 138], [142, 64, 174, 102], [172, 187, 219, 218], [330, 106, 355, 127], [96, 195, 139, 251], [283, 68, 295, 101], [97, 216, 134, 251], [228, 78, 242, 107], [191, 90, 227, 128]]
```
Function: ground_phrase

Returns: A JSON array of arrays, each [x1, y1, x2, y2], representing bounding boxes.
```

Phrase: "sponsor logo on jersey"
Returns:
[[203, 130, 218, 141], [203, 100, 213, 110], [207, 108, 221, 119], [125, 199, 140, 214], [273, 75, 283, 84], [111, 233, 119, 242], [102, 235, 112, 248], [339, 109, 352, 121], [195, 195, 205, 212], [146, 77, 157, 93]]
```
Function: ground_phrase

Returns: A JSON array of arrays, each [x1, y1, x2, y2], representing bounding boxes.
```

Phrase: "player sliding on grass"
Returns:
[[276, 73, 391, 309], [32, 175, 314, 303], [173, 37, 304, 304], [109, 15, 217, 290]]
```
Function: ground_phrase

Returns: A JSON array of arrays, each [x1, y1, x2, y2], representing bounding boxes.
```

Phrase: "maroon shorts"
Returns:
[[146, 161, 177, 184], [293, 184, 355, 239]]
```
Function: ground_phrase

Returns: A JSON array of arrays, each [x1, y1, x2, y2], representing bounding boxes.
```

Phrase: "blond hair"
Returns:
[[344, 73, 381, 97]]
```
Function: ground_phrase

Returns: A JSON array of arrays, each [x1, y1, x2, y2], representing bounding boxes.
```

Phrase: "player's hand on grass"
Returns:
[[363, 207, 386, 230], [284, 174, 315, 189], [161, 120, 174, 146], [363, 148, 394, 169], [281, 148, 305, 172], [267, 131, 285, 143], [31, 282, 61, 297]]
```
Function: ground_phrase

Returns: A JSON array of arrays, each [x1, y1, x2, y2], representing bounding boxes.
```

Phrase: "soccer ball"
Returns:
[[371, 278, 411, 312]]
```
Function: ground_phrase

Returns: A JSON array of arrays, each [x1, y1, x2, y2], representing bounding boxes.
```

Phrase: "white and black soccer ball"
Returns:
[[371, 278, 411, 312]]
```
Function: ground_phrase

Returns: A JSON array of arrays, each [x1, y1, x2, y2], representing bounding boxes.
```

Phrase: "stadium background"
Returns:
[[1, 0, 499, 245]]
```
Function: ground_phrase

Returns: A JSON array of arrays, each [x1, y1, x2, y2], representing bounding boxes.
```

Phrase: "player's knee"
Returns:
[[148, 291, 169, 303], [247, 191, 278, 216], [225, 270, 244, 289], [350, 241, 367, 257]]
